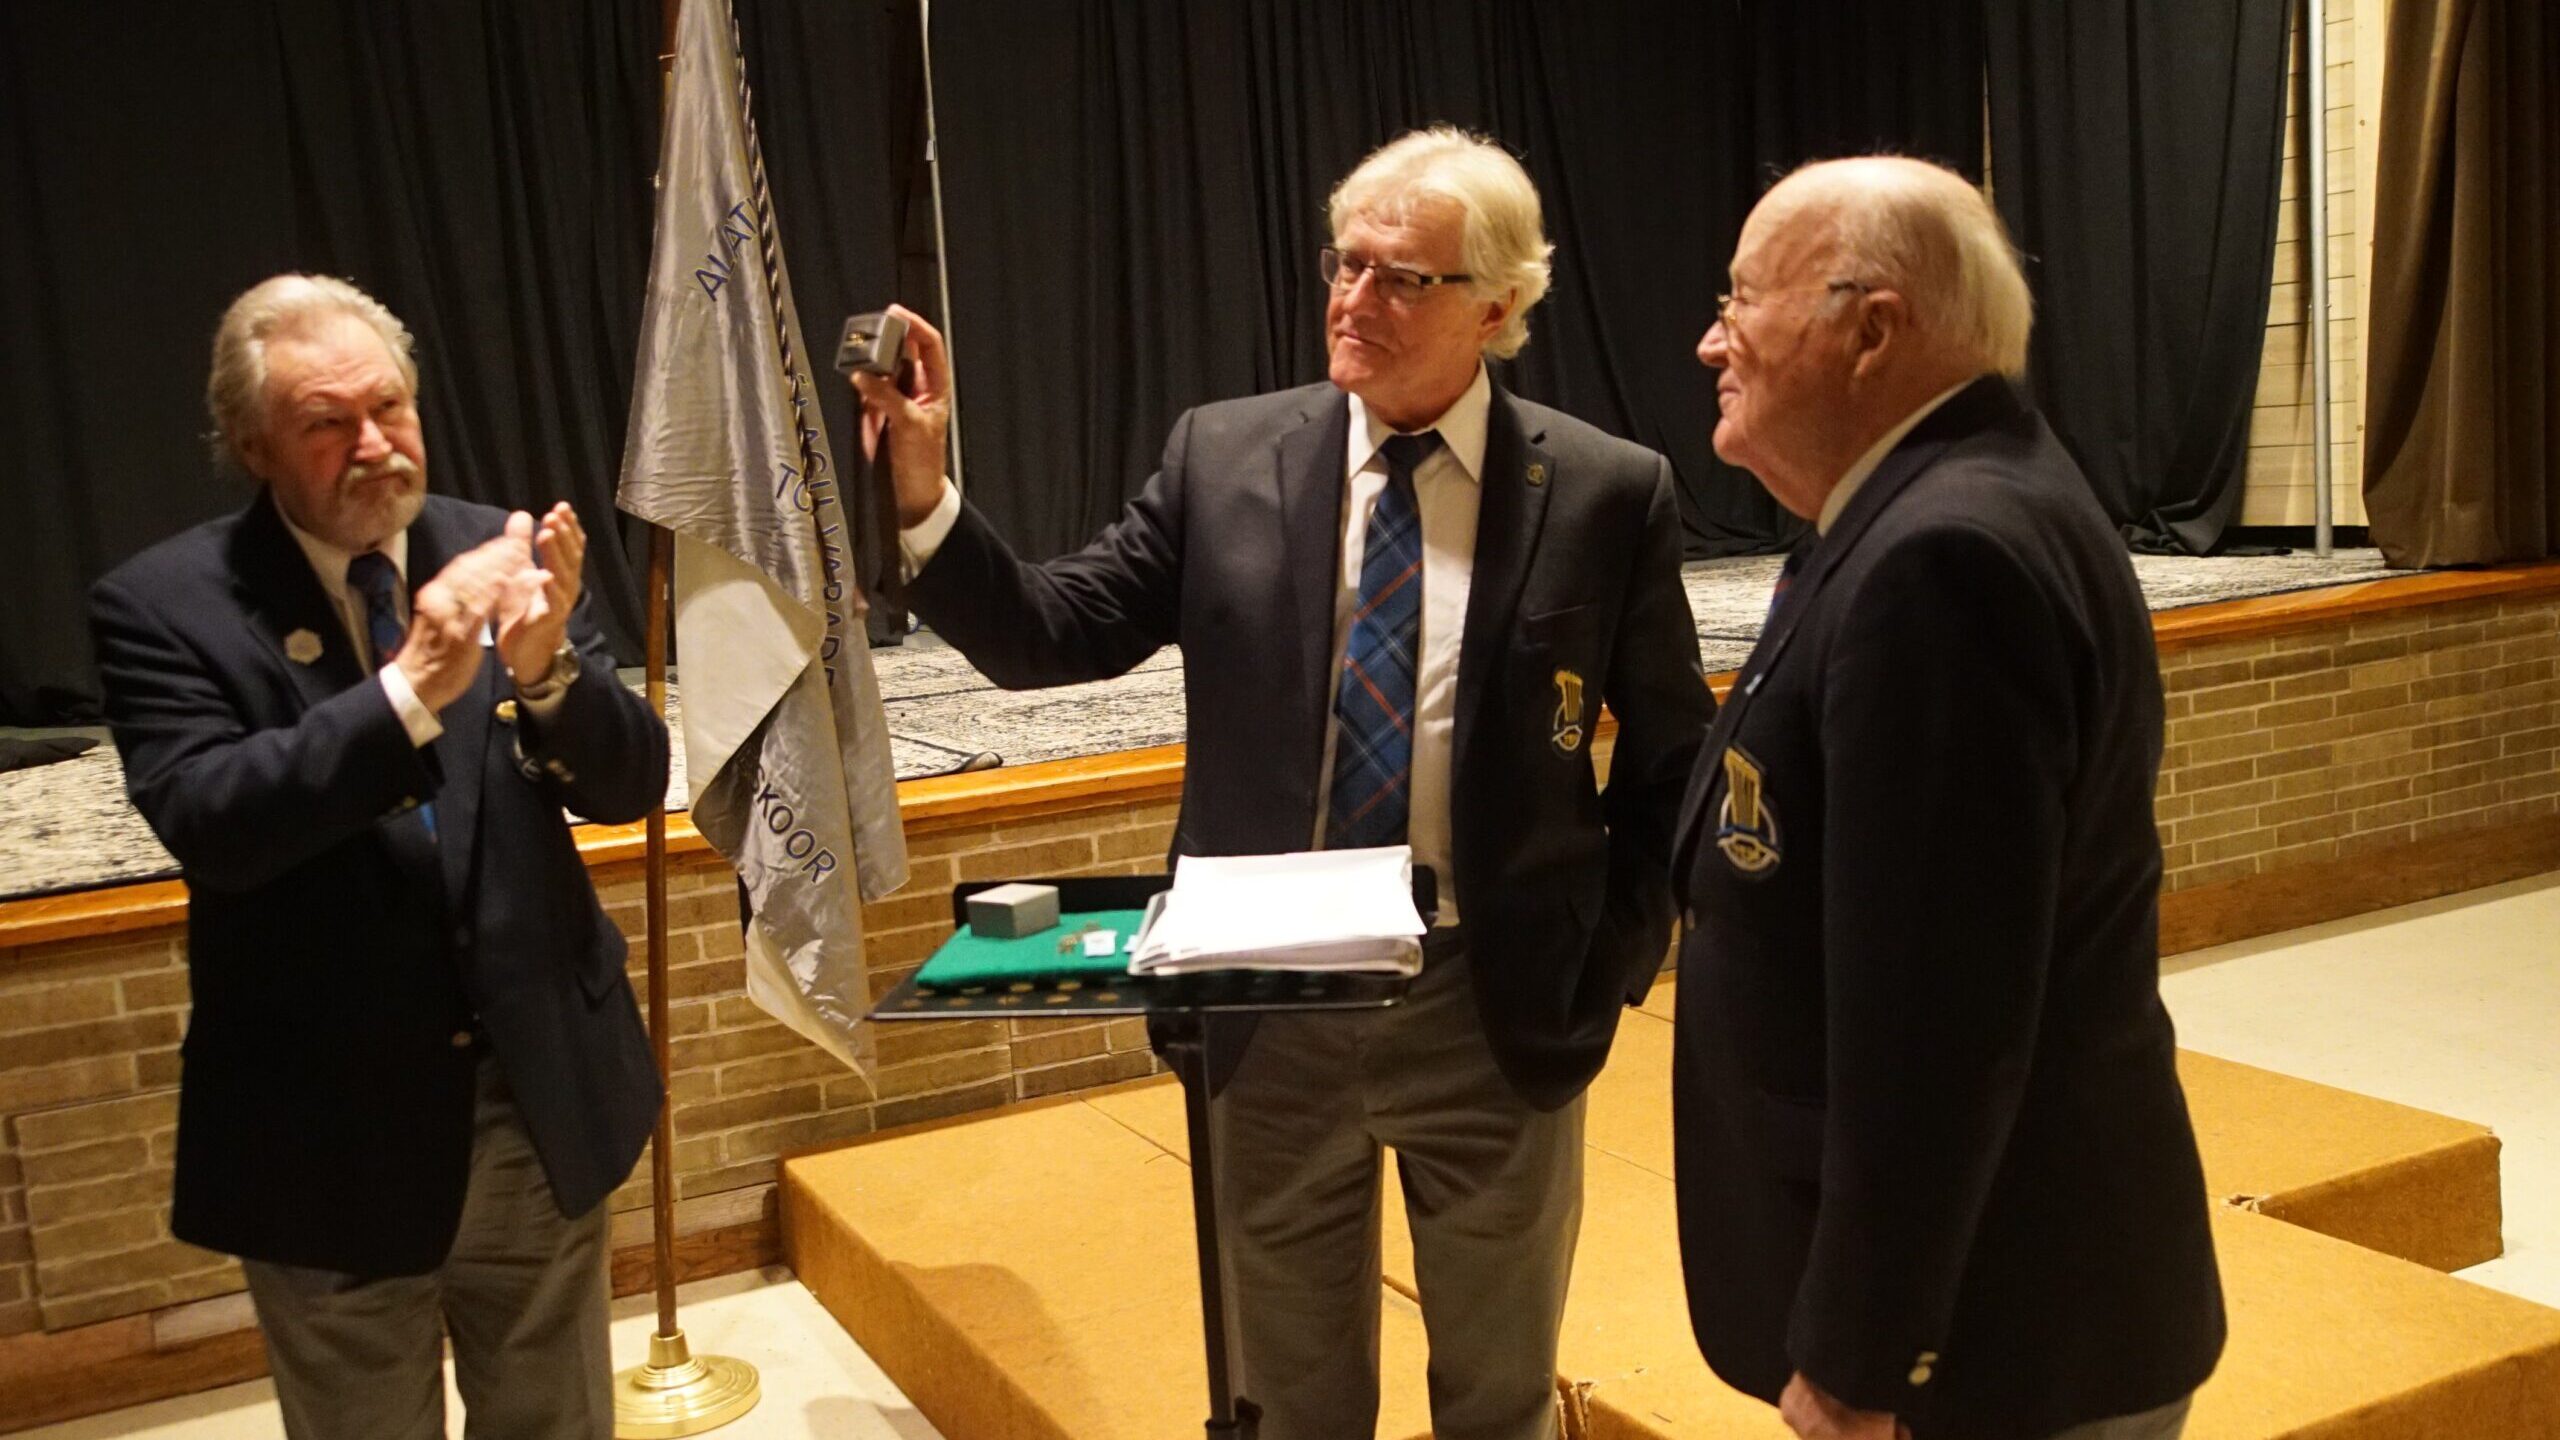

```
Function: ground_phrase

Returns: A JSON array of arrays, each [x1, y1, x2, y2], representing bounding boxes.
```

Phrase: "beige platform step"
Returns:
[[780, 1084, 1439, 1440], [2176, 1049, 2501, 1270], [1617, 990, 2501, 1271], [1517, 1149, 2560, 1439], [1387, 1002, 2525, 1436], [785, 996, 2524, 1439]]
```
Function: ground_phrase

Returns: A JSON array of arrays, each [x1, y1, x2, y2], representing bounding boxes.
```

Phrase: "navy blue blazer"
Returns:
[[90, 492, 666, 1276], [910, 381, 1711, 1109], [1671, 378, 2225, 1439]]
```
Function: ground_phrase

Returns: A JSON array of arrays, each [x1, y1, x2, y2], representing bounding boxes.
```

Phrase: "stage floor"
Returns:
[[0, 548, 2406, 902]]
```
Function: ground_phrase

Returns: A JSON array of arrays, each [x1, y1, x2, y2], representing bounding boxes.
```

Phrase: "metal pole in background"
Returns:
[[610, 3, 761, 1431], [919, 0, 965, 493], [2305, 0, 2335, 557]]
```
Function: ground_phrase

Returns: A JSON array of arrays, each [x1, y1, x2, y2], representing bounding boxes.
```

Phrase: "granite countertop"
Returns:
[[0, 549, 2400, 903]]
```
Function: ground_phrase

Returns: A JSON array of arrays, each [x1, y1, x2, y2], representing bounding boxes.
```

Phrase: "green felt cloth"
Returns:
[[911, 908, 1149, 988]]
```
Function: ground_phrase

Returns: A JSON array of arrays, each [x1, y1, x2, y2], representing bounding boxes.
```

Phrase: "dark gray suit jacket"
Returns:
[[1671, 378, 2225, 1439], [912, 379, 1710, 1108], [90, 492, 667, 1276]]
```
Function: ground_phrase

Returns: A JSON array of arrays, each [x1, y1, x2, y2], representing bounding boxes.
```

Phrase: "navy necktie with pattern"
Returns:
[[347, 551, 436, 838], [1767, 543, 1814, 621], [1327, 430, 1441, 850]]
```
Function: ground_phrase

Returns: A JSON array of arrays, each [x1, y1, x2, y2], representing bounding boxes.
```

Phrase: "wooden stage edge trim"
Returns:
[[2159, 811, 2560, 957], [7, 561, 2557, 953], [0, 1218, 781, 1434]]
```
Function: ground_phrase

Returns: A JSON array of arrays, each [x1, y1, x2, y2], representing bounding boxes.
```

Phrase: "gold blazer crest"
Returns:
[[1716, 747, 1782, 874], [1551, 668, 1585, 754]]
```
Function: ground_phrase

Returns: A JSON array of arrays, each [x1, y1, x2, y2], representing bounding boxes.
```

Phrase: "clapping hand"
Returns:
[[397, 517, 533, 712], [495, 503, 585, 689]]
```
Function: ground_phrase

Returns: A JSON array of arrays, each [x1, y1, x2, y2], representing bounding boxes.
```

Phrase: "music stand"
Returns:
[[868, 870, 1432, 1440]]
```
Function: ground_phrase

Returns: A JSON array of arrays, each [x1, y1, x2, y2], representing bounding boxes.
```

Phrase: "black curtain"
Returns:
[[929, 0, 1983, 565], [1985, 0, 2293, 555], [0, 0, 663, 725]]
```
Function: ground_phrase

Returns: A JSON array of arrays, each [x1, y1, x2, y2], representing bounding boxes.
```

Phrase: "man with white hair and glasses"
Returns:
[[1671, 157, 2226, 1440], [854, 128, 1709, 1439]]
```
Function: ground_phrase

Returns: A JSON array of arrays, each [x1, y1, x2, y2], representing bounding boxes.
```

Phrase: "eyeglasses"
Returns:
[[1320, 247, 1473, 306], [1714, 279, 1872, 332]]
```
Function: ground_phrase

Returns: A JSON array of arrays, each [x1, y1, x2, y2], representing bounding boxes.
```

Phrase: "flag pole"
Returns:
[[608, 4, 761, 1434]]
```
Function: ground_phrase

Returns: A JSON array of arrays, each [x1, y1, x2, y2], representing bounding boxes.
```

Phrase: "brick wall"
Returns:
[[2157, 595, 2559, 888], [5, 588, 2556, 1352], [0, 794, 1178, 1343]]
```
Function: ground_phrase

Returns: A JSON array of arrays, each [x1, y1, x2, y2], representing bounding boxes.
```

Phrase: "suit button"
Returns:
[[450, 1030, 474, 1049]]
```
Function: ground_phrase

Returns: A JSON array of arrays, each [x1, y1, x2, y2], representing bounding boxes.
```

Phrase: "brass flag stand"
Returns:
[[610, 3, 761, 1431], [611, 528, 760, 1438]]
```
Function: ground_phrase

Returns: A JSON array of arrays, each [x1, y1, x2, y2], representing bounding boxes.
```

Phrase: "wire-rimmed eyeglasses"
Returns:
[[1320, 247, 1473, 306], [1713, 279, 1873, 331]]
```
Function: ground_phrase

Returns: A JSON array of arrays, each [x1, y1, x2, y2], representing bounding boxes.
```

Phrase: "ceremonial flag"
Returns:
[[616, 0, 907, 1074]]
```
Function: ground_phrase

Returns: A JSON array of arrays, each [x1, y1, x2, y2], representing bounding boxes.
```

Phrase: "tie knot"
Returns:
[[346, 550, 401, 603], [1380, 430, 1443, 475]]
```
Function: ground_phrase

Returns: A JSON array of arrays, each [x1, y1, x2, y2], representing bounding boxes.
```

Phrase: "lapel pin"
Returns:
[[494, 698, 519, 725], [1525, 462, 1547, 488], [283, 629, 324, 665]]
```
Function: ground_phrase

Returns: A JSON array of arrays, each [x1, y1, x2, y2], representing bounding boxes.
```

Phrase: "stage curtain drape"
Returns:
[[927, 0, 1982, 565], [0, 1, 663, 724], [1984, 0, 2292, 556], [2364, 0, 2560, 567]]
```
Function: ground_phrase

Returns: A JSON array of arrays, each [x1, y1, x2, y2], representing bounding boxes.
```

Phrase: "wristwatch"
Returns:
[[515, 641, 581, 703]]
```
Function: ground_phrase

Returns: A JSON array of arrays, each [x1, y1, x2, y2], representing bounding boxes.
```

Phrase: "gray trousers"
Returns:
[[1210, 939, 1584, 1440], [241, 1057, 614, 1440], [2043, 1395, 2193, 1440]]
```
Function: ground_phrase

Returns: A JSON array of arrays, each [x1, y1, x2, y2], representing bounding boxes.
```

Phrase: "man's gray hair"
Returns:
[[1818, 158, 2034, 378], [206, 274, 418, 473], [1328, 127, 1554, 360]]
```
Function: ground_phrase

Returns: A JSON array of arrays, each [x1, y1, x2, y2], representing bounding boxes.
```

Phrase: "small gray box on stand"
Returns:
[[967, 882, 1061, 938]]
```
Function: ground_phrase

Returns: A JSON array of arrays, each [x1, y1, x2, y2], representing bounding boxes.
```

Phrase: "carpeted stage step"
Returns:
[[1573, 1205, 2560, 1440], [2175, 1050, 2502, 1271], [780, 1086, 1441, 1440], [1621, 990, 2501, 1272], [784, 1000, 2536, 1438]]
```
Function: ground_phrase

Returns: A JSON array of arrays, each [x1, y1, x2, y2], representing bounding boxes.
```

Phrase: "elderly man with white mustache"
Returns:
[[88, 274, 667, 1440]]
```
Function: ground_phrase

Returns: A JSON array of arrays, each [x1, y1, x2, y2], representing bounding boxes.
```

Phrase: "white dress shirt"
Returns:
[[1816, 379, 1974, 535], [897, 366, 1495, 920]]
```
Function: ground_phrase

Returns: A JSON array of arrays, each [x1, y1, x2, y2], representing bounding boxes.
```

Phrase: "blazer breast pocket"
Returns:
[[1516, 601, 1597, 647]]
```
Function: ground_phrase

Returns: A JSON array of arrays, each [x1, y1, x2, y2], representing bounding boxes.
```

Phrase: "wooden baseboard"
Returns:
[[2161, 813, 2560, 956], [0, 1216, 780, 1435], [607, 1214, 782, 1299]]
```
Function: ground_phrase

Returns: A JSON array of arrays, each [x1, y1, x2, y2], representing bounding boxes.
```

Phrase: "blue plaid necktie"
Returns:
[[347, 551, 435, 837], [1327, 430, 1439, 850]]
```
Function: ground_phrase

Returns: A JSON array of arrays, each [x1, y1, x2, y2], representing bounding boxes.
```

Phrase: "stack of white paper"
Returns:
[[1127, 847, 1427, 976]]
